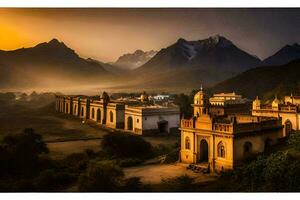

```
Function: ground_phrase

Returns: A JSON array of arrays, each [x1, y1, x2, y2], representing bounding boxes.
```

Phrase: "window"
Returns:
[[137, 119, 139, 123], [185, 137, 190, 150], [91, 108, 95, 119], [145, 117, 147, 120], [110, 111, 113, 122], [81, 107, 84, 116], [217, 142, 225, 158]]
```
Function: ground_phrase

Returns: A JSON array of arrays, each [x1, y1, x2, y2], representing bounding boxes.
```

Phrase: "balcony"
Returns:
[[181, 119, 194, 128]]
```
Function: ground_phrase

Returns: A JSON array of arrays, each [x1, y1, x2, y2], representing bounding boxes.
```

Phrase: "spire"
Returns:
[[256, 96, 259, 100], [200, 84, 203, 92]]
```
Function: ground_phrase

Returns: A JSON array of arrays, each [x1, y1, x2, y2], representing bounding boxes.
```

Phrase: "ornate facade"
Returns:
[[252, 95, 300, 136], [180, 89, 284, 172]]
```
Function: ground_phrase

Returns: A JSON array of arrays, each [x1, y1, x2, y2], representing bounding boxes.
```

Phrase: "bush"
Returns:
[[78, 160, 124, 192], [101, 132, 152, 159], [0, 128, 48, 178], [122, 177, 144, 192], [287, 132, 300, 151]]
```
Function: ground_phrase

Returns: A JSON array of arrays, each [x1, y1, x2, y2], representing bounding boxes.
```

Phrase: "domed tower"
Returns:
[[193, 85, 208, 117], [252, 96, 261, 110], [272, 96, 280, 110], [140, 91, 149, 102]]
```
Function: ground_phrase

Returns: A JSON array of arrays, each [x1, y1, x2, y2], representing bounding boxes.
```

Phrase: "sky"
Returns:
[[0, 8, 299, 62]]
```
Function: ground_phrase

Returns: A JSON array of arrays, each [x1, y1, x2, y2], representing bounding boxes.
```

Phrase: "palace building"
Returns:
[[252, 94, 300, 137], [180, 88, 284, 172], [56, 92, 180, 135]]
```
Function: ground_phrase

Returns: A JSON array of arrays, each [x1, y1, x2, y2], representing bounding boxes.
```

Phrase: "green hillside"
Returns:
[[211, 59, 300, 100]]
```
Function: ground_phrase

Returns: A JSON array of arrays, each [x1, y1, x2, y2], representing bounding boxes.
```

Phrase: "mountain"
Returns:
[[114, 49, 157, 70], [130, 35, 261, 90], [211, 59, 300, 100], [262, 43, 300, 66], [0, 39, 112, 89]]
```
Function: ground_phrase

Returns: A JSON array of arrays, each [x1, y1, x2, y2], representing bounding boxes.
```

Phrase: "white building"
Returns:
[[124, 105, 180, 135]]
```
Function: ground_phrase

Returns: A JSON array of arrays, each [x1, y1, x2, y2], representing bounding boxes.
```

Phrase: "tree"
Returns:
[[0, 128, 48, 178], [78, 160, 124, 192]]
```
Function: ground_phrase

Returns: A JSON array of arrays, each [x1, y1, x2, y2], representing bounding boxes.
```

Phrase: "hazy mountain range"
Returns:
[[0, 39, 113, 90], [0, 35, 300, 93], [114, 49, 157, 70]]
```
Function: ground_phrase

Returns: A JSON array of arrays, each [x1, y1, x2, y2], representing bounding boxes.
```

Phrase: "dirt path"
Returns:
[[124, 163, 216, 184]]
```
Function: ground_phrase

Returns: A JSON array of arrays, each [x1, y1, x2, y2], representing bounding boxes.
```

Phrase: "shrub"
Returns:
[[78, 160, 124, 192], [122, 177, 144, 192]]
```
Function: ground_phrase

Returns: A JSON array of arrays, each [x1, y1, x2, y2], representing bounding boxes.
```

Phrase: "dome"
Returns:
[[272, 96, 280, 104], [194, 86, 205, 105], [140, 91, 149, 102]]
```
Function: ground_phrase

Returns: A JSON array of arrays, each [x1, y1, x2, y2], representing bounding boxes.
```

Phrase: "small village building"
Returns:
[[124, 105, 180, 135]]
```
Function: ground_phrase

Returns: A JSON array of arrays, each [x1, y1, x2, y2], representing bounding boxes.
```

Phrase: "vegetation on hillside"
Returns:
[[212, 59, 300, 100]]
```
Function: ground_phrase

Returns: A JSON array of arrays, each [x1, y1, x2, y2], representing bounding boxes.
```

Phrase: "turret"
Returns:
[[193, 85, 208, 117], [140, 91, 149, 102], [252, 96, 261, 110], [272, 96, 280, 110]]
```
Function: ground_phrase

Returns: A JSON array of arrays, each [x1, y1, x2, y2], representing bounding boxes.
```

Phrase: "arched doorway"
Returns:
[[285, 120, 292, 136], [96, 109, 101, 122], [127, 116, 133, 131], [199, 139, 209, 162], [91, 108, 95, 119]]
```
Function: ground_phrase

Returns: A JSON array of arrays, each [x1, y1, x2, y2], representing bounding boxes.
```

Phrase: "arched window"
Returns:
[[217, 142, 225, 158], [96, 109, 101, 122], [244, 141, 253, 155], [110, 111, 113, 122], [185, 137, 190, 150], [91, 108, 95, 119], [81, 107, 84, 117], [285, 120, 292, 136], [74, 105, 77, 114]]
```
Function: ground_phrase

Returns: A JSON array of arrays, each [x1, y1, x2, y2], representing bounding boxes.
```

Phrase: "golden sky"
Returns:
[[0, 8, 299, 62]]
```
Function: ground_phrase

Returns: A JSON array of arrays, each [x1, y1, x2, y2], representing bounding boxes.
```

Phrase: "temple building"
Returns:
[[56, 92, 180, 135], [252, 94, 300, 137], [180, 88, 284, 172]]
